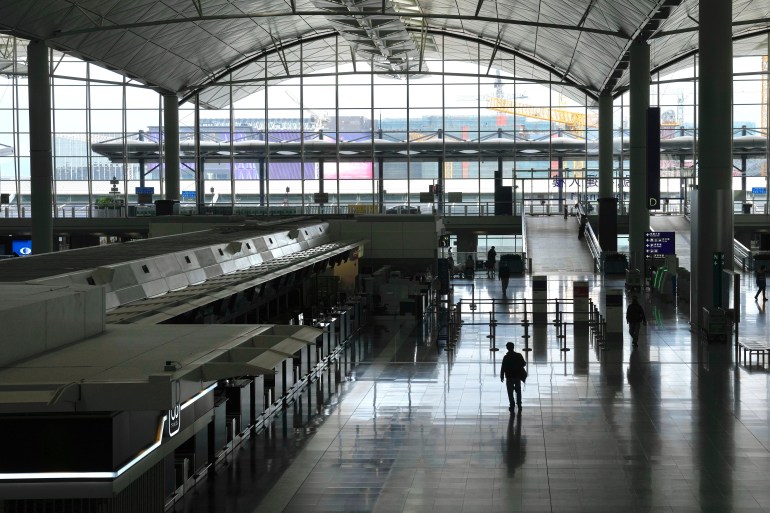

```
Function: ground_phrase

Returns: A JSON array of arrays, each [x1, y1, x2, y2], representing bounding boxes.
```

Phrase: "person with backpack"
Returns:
[[500, 342, 527, 413], [755, 265, 767, 302]]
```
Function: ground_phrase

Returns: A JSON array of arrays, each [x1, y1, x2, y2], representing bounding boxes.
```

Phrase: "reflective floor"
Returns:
[[176, 273, 770, 513]]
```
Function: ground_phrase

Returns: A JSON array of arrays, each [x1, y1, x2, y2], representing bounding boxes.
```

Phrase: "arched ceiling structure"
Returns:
[[1, 0, 770, 108]]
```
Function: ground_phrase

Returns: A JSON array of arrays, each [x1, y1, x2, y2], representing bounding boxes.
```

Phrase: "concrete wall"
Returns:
[[0, 283, 105, 366], [328, 217, 440, 276]]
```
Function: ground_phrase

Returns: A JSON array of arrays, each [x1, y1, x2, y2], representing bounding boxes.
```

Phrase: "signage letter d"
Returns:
[[649, 198, 658, 208]]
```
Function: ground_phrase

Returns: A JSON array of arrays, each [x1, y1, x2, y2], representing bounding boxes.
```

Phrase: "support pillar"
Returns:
[[762, 34, 770, 214], [27, 40, 53, 254], [692, 0, 733, 326], [259, 159, 265, 206], [377, 158, 384, 213], [138, 130, 146, 189], [557, 157, 564, 214], [598, 92, 617, 252], [628, 41, 650, 271], [163, 93, 180, 201], [438, 157, 445, 214]]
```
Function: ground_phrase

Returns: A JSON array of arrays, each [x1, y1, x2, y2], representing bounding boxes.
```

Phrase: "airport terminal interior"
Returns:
[[3, 0, 770, 512]]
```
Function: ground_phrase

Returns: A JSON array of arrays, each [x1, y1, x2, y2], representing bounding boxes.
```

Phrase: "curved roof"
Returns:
[[0, 0, 768, 106]]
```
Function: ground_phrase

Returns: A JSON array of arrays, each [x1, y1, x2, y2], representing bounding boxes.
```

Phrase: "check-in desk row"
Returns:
[[174, 299, 366, 497]]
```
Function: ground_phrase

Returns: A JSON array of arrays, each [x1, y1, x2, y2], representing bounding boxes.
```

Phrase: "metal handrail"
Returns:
[[575, 204, 602, 272], [734, 239, 752, 271]]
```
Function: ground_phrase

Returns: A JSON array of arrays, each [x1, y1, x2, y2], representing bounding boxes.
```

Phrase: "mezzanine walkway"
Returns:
[[525, 215, 596, 275]]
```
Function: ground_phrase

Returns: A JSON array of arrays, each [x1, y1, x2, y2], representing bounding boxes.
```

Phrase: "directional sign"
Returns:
[[181, 191, 197, 201], [752, 187, 767, 195], [645, 231, 675, 256]]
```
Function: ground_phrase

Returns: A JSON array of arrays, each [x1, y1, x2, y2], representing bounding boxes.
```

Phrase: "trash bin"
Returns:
[[155, 199, 178, 216], [742, 203, 752, 214]]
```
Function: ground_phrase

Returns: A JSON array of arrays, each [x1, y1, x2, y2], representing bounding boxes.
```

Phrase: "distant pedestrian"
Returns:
[[626, 295, 647, 347], [487, 246, 497, 278], [500, 342, 527, 413], [755, 265, 767, 302], [499, 259, 511, 297], [464, 254, 475, 279]]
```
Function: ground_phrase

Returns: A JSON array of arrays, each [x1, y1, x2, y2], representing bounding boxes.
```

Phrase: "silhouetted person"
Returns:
[[755, 265, 767, 302], [499, 259, 511, 298], [500, 341, 527, 412], [578, 214, 587, 239], [626, 295, 647, 347], [465, 254, 474, 278], [486, 246, 497, 278]]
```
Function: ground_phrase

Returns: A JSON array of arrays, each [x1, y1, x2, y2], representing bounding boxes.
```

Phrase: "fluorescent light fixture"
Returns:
[[182, 382, 217, 410]]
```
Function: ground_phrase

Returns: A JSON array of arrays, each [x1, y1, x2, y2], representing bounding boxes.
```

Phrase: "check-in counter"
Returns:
[[240, 325, 323, 400], [210, 396, 228, 456], [224, 378, 254, 437], [258, 325, 323, 378], [347, 297, 363, 333], [314, 320, 334, 360], [342, 306, 352, 340], [327, 315, 341, 349], [238, 348, 292, 406]]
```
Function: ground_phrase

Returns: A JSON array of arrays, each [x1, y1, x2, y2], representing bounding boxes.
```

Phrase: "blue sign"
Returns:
[[12, 239, 32, 257], [134, 187, 155, 195], [752, 187, 767, 195], [645, 231, 675, 256], [181, 191, 197, 201]]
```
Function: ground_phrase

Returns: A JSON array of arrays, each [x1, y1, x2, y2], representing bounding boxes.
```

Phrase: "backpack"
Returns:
[[515, 352, 527, 382]]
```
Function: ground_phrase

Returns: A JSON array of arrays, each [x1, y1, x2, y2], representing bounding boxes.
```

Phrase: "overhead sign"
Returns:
[[181, 191, 197, 201], [134, 187, 155, 195], [645, 231, 675, 256], [647, 107, 661, 210], [752, 187, 767, 195]]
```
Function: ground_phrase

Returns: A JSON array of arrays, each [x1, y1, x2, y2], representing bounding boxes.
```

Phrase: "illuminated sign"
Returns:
[[12, 240, 31, 256], [168, 403, 180, 437], [645, 231, 675, 256]]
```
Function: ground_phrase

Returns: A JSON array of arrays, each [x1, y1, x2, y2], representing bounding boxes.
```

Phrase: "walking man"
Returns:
[[755, 265, 767, 302], [500, 342, 527, 413], [626, 296, 647, 347]]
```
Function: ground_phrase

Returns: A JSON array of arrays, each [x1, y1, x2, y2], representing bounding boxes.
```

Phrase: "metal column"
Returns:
[[598, 92, 617, 252], [27, 40, 53, 254], [692, 0, 733, 326], [628, 41, 650, 271], [163, 93, 180, 201]]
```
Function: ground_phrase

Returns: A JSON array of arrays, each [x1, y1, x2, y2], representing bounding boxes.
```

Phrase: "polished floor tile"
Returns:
[[175, 271, 770, 513]]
